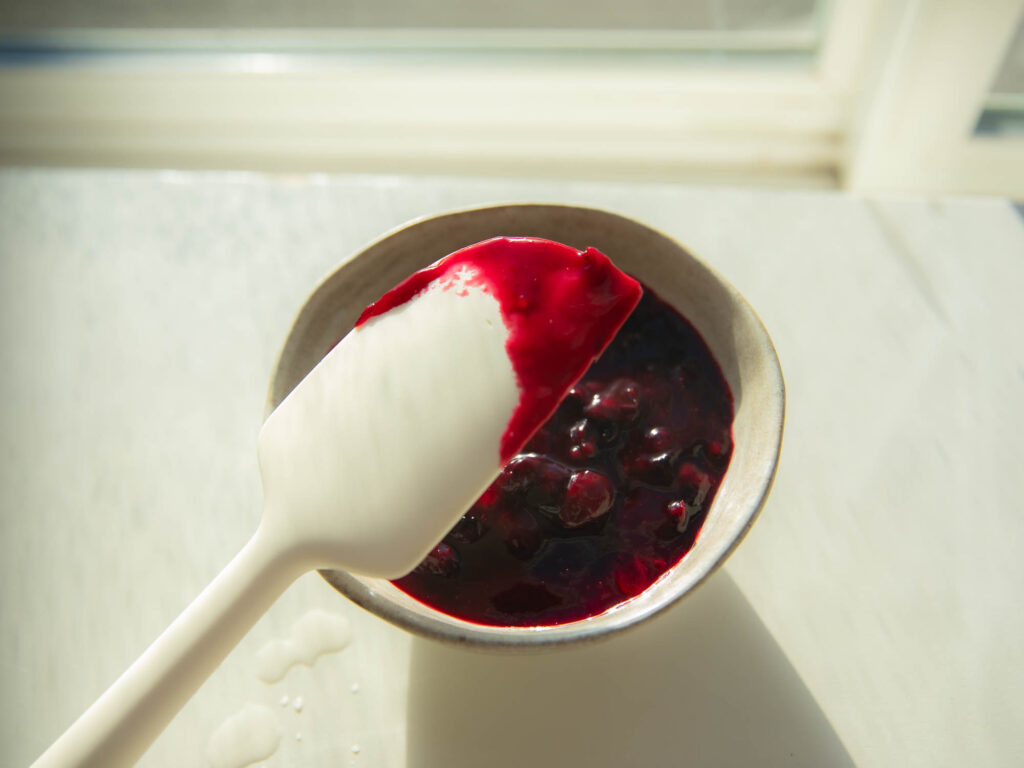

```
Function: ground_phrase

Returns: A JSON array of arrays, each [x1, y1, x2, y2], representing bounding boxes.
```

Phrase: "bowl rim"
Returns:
[[267, 201, 785, 650]]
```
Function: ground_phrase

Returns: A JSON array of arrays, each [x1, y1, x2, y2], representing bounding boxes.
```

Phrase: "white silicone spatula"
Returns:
[[32, 237, 641, 768]]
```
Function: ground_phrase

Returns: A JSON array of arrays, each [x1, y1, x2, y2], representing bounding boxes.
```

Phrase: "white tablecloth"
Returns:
[[2, 170, 1022, 767]]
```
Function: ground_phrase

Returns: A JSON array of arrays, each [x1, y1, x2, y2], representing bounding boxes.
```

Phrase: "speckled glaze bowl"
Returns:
[[267, 204, 784, 650]]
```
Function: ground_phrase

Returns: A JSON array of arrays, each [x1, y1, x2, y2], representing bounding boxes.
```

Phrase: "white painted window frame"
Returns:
[[846, 0, 1024, 197], [0, 0, 1021, 196]]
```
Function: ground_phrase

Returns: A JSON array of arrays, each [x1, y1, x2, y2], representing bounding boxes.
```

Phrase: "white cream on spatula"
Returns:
[[33, 237, 642, 768]]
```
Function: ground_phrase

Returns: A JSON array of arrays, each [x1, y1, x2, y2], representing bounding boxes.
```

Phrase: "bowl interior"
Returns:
[[267, 204, 784, 649]]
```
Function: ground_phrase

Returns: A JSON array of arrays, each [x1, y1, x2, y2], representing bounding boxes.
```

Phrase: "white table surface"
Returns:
[[2, 169, 1022, 768]]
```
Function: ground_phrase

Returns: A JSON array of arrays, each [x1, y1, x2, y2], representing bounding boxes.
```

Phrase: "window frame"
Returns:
[[1, 0, 1021, 196], [845, 0, 1024, 197]]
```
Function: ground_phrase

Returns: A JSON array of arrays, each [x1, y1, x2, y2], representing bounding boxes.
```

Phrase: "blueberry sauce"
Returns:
[[393, 286, 735, 627], [357, 237, 642, 461]]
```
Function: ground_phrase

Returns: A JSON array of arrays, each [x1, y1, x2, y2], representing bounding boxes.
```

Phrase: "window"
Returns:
[[0, 0, 1021, 195]]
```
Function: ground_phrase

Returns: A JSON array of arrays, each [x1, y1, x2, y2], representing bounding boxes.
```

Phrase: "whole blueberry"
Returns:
[[559, 470, 614, 528], [584, 379, 641, 426]]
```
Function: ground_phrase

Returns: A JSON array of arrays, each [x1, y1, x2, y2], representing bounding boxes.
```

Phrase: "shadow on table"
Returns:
[[405, 571, 852, 767]]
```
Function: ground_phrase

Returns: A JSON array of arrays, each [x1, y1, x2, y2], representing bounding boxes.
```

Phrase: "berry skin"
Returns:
[[566, 381, 600, 405], [559, 470, 614, 528], [612, 554, 650, 597], [500, 455, 570, 514], [569, 442, 598, 461], [640, 425, 679, 454], [499, 454, 547, 494], [584, 379, 641, 426], [500, 455, 569, 508], [665, 499, 690, 531], [624, 451, 677, 489], [621, 426, 682, 488], [567, 419, 599, 461], [414, 542, 460, 577]]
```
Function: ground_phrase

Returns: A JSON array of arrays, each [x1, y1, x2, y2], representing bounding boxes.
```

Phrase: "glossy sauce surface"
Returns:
[[358, 236, 642, 461], [393, 286, 734, 626]]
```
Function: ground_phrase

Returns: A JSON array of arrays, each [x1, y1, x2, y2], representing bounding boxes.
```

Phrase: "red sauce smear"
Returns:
[[356, 237, 642, 462]]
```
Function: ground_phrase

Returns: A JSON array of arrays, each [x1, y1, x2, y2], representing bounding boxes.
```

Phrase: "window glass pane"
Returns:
[[2, 0, 817, 32], [1, 0, 823, 57]]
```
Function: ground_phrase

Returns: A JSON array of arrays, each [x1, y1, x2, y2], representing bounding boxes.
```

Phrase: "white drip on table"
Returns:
[[205, 704, 281, 768], [255, 609, 353, 684]]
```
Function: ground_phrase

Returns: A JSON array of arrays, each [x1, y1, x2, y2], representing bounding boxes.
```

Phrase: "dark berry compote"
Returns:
[[393, 284, 734, 627]]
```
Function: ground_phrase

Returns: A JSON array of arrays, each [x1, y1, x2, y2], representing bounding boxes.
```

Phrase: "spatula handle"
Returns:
[[32, 523, 302, 768]]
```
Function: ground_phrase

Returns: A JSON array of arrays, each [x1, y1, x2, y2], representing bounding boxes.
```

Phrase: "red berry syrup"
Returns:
[[393, 285, 734, 627]]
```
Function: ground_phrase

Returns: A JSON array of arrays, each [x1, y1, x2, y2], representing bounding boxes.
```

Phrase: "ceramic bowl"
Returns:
[[267, 203, 784, 649]]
